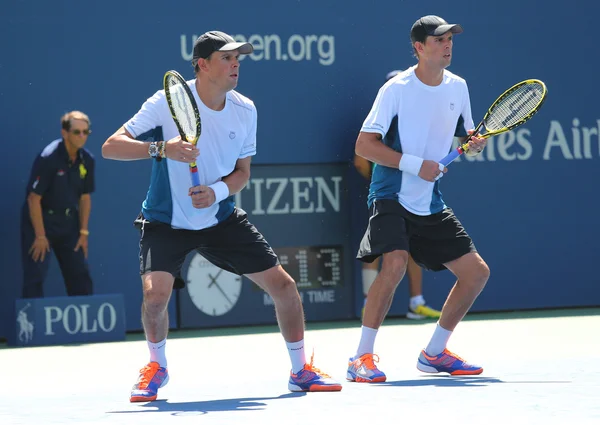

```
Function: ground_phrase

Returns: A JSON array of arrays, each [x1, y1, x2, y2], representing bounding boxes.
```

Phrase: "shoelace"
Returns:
[[136, 362, 160, 388], [354, 353, 380, 369], [303, 352, 332, 378], [443, 349, 466, 363]]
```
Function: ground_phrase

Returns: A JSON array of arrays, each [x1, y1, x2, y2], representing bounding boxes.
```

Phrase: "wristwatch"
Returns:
[[148, 142, 159, 158], [156, 141, 164, 162]]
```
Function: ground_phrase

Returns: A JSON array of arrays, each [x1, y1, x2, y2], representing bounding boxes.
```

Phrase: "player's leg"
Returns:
[[247, 266, 342, 392], [130, 271, 173, 402], [363, 250, 408, 328], [141, 271, 174, 359], [248, 265, 304, 342], [130, 216, 191, 402], [361, 257, 380, 318], [439, 252, 489, 331], [350, 199, 410, 383], [406, 255, 441, 320], [410, 208, 489, 375], [200, 208, 341, 392], [417, 252, 489, 375]]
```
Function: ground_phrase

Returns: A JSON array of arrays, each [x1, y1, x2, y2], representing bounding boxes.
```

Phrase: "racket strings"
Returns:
[[486, 83, 544, 130], [166, 77, 197, 140]]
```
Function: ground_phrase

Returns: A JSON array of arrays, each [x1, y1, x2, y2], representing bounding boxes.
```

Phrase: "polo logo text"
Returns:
[[44, 303, 117, 335], [9, 294, 126, 347]]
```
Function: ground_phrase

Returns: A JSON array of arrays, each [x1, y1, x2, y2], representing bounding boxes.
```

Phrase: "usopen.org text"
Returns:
[[180, 33, 336, 66]]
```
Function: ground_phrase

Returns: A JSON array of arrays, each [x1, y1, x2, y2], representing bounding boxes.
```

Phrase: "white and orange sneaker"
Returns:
[[289, 353, 342, 392], [130, 362, 169, 402], [347, 353, 386, 383]]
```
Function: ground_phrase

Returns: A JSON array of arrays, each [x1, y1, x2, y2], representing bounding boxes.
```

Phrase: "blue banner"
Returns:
[[1, 0, 599, 339], [10, 294, 126, 347]]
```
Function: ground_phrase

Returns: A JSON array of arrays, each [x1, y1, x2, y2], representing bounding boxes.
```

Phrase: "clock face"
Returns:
[[185, 253, 243, 316]]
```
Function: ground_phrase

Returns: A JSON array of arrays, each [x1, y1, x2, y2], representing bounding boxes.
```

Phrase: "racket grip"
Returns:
[[190, 171, 200, 187], [439, 149, 462, 167]]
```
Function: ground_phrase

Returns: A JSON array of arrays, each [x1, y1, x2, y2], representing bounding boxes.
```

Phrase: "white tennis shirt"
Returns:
[[124, 79, 257, 230], [361, 66, 474, 215]]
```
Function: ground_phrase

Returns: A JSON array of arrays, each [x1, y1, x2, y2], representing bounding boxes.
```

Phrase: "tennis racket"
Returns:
[[440, 79, 547, 166], [163, 70, 201, 187]]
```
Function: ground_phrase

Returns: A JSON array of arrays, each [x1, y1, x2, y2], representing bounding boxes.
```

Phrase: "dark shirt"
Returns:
[[25, 139, 95, 210]]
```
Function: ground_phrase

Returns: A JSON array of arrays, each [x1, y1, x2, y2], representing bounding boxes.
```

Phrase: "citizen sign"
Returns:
[[10, 294, 125, 347], [44, 303, 118, 335]]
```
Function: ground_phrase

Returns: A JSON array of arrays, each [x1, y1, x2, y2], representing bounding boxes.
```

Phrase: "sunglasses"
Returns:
[[71, 129, 91, 136]]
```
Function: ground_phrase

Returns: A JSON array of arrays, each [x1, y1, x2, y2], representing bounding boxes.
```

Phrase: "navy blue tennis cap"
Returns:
[[192, 31, 253, 60], [410, 15, 463, 43]]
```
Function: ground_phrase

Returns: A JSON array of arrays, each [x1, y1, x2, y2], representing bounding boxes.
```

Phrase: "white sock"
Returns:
[[286, 339, 307, 374], [425, 323, 452, 356], [355, 326, 378, 359], [148, 338, 167, 368], [362, 269, 378, 297], [409, 295, 425, 311]]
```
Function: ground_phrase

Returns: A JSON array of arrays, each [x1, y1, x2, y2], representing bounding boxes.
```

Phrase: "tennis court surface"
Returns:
[[2, 308, 598, 425]]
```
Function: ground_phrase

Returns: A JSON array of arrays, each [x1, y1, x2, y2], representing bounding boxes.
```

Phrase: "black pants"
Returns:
[[21, 207, 93, 298]]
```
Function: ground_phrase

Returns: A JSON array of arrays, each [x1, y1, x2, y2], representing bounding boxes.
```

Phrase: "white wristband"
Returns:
[[434, 163, 445, 181], [398, 154, 424, 176], [209, 181, 229, 203]]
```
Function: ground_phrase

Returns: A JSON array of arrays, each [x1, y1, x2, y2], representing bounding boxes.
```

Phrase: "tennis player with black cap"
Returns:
[[191, 30, 253, 72], [103, 30, 341, 402], [346, 15, 490, 383]]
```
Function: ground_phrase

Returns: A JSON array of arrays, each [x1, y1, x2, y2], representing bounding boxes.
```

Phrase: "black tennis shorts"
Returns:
[[357, 199, 476, 272], [135, 208, 279, 288]]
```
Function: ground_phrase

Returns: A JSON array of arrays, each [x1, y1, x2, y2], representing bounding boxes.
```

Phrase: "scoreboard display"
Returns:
[[178, 164, 355, 329], [276, 245, 343, 289]]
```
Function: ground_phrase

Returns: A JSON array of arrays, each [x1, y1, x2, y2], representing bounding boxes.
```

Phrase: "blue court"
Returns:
[[2, 309, 598, 425]]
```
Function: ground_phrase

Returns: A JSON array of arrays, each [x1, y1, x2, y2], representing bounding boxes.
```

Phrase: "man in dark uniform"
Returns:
[[21, 111, 95, 298]]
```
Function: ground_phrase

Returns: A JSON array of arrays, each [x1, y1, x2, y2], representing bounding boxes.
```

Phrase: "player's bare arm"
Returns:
[[102, 126, 199, 162], [355, 131, 401, 168], [223, 156, 252, 194], [353, 154, 372, 180], [189, 156, 251, 209], [356, 131, 445, 183]]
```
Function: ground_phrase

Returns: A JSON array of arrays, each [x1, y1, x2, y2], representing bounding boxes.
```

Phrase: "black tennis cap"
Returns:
[[192, 31, 253, 60], [410, 15, 463, 43]]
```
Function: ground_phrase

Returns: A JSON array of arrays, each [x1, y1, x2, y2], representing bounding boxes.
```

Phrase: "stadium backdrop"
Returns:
[[1, 0, 598, 340]]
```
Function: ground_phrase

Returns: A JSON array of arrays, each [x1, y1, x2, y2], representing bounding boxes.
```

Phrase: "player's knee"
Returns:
[[249, 265, 298, 300], [141, 274, 172, 309], [143, 290, 170, 314], [381, 251, 409, 283], [466, 259, 490, 293], [476, 260, 491, 285], [268, 274, 297, 299]]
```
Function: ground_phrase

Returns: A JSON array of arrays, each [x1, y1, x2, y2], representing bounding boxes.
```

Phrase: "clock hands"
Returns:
[[208, 269, 224, 287], [208, 270, 234, 305]]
